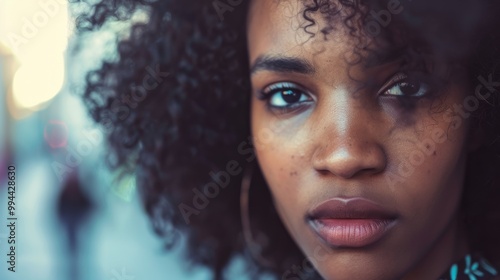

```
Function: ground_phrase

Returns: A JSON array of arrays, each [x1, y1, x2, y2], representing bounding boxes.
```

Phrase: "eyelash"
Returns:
[[258, 72, 435, 115], [378, 72, 433, 98], [258, 82, 313, 114]]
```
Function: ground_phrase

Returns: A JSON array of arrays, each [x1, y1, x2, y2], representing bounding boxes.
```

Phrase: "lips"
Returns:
[[307, 197, 398, 248]]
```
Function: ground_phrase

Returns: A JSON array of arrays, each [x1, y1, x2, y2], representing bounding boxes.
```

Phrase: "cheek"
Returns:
[[252, 128, 305, 204], [251, 114, 311, 229], [251, 103, 307, 185], [386, 116, 469, 228]]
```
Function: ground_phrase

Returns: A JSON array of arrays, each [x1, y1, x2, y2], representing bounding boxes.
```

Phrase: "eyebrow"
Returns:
[[250, 55, 315, 75]]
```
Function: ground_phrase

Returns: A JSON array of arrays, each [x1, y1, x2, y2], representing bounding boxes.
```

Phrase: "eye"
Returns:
[[380, 73, 430, 97], [269, 88, 310, 106], [260, 82, 313, 111]]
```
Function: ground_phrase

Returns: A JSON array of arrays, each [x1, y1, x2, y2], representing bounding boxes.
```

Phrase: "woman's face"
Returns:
[[248, 0, 474, 279]]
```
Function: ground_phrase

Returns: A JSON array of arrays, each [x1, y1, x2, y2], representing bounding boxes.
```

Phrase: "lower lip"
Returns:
[[310, 218, 396, 248]]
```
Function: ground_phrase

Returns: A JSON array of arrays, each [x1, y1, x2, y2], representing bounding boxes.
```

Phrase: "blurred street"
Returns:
[[0, 1, 236, 279]]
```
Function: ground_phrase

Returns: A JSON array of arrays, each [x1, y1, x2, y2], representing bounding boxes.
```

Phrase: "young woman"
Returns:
[[79, 0, 500, 279]]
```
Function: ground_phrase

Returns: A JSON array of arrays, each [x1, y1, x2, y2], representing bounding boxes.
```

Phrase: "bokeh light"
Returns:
[[0, 0, 70, 116], [12, 54, 65, 110], [44, 119, 68, 148]]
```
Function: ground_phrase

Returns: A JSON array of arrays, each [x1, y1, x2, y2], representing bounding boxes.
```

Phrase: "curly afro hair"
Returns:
[[76, 0, 500, 279]]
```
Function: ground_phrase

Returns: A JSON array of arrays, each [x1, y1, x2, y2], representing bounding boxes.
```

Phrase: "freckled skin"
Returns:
[[247, 1, 478, 279]]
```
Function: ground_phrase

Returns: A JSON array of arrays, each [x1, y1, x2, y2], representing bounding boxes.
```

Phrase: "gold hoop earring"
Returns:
[[240, 165, 274, 267]]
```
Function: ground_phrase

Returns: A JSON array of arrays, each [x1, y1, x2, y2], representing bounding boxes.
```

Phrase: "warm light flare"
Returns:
[[1, 0, 70, 116], [12, 55, 65, 110]]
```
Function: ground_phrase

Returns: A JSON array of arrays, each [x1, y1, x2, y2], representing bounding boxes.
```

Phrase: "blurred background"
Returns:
[[0, 1, 234, 279]]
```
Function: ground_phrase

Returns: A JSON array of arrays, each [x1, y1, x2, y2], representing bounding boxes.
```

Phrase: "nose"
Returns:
[[311, 91, 387, 179]]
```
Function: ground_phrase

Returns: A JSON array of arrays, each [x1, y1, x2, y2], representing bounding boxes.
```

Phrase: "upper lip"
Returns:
[[307, 197, 398, 220]]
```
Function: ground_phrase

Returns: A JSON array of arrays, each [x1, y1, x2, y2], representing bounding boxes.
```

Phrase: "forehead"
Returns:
[[246, 0, 365, 68], [247, 0, 390, 88]]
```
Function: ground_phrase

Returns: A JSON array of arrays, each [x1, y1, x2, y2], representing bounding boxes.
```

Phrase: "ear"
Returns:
[[467, 124, 486, 153]]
